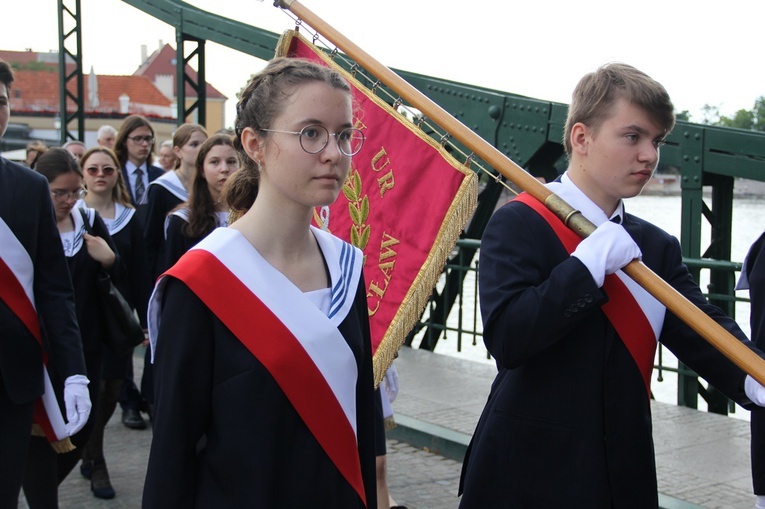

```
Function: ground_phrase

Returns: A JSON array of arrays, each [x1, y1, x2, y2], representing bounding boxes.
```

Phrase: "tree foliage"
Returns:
[[10, 61, 57, 72], [701, 96, 765, 131]]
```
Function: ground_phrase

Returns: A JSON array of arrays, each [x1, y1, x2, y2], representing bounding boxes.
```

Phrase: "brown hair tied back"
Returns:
[[172, 123, 208, 170], [224, 57, 351, 223]]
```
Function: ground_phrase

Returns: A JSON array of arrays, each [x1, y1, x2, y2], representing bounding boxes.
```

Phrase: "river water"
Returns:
[[414, 193, 765, 420]]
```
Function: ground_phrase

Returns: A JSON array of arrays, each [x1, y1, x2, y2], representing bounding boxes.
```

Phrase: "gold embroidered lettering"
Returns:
[[370, 148, 395, 197], [366, 232, 400, 316], [377, 171, 394, 198], [371, 148, 390, 172]]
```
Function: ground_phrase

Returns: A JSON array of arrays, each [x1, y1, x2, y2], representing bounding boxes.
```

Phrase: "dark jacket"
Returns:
[[459, 200, 760, 508], [744, 231, 765, 493], [0, 158, 85, 404], [143, 185, 183, 278]]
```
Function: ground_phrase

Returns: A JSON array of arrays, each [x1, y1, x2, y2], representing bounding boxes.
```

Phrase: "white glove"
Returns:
[[382, 364, 399, 404], [745, 375, 765, 407], [64, 374, 91, 436], [572, 221, 641, 287]]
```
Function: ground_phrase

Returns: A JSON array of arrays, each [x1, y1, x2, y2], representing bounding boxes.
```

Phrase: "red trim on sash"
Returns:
[[514, 193, 656, 395], [164, 250, 367, 506], [0, 258, 41, 342], [0, 257, 60, 440]]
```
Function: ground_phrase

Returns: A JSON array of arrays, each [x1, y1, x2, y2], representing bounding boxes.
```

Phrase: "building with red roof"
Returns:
[[134, 42, 227, 132], [0, 46, 227, 152]]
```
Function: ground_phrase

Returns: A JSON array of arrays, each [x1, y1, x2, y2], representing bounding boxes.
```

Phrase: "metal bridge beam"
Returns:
[[57, 0, 85, 143], [122, 0, 280, 60], [175, 34, 206, 125]]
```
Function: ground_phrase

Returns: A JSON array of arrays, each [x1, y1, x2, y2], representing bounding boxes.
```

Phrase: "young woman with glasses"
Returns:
[[74, 147, 151, 499], [143, 58, 376, 508], [23, 148, 121, 507]]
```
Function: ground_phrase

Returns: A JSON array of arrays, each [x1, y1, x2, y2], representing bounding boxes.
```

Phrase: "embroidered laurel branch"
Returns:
[[342, 168, 371, 250]]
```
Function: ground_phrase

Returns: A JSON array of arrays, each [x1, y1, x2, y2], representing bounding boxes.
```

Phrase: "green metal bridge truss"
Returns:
[[58, 0, 765, 415]]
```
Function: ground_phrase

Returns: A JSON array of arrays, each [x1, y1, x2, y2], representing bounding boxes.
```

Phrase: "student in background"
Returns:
[[160, 133, 238, 272], [112, 115, 163, 430], [0, 58, 90, 509], [113, 115, 164, 216], [138, 124, 209, 424], [143, 124, 208, 278], [24, 148, 119, 508], [77, 146, 151, 499]]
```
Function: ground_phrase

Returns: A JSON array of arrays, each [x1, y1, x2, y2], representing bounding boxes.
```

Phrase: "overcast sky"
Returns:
[[2, 0, 764, 129]]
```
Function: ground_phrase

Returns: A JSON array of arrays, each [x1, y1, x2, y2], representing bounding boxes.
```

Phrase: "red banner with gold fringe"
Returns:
[[276, 31, 478, 383]]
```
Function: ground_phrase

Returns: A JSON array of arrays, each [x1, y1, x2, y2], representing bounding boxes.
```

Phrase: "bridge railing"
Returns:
[[408, 239, 750, 414]]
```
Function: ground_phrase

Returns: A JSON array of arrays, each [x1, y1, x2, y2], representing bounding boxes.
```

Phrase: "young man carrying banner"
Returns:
[[459, 63, 765, 508], [0, 59, 90, 508]]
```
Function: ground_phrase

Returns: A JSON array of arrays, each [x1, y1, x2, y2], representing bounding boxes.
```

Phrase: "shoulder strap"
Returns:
[[78, 208, 95, 235]]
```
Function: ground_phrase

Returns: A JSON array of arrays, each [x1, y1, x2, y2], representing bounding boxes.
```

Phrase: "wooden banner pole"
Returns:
[[274, 0, 765, 386]]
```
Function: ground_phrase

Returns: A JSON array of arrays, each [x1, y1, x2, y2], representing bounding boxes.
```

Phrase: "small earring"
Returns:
[[320, 206, 330, 231]]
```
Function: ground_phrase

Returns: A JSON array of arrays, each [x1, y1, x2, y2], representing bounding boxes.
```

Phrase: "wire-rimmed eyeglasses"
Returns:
[[260, 125, 365, 157], [51, 189, 87, 202]]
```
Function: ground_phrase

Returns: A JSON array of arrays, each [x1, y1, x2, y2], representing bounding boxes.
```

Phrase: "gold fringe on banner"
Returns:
[[371, 176, 476, 385], [31, 424, 76, 453], [275, 31, 479, 385]]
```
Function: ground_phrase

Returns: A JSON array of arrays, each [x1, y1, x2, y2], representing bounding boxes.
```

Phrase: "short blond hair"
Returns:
[[563, 63, 675, 156]]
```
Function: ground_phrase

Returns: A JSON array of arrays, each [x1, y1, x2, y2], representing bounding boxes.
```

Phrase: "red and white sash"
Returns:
[[0, 218, 69, 441], [148, 227, 367, 505], [514, 188, 665, 396]]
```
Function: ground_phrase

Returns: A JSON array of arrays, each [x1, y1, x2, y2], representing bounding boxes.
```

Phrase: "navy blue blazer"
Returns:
[[0, 158, 86, 404], [459, 199, 761, 508], [744, 232, 765, 493]]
